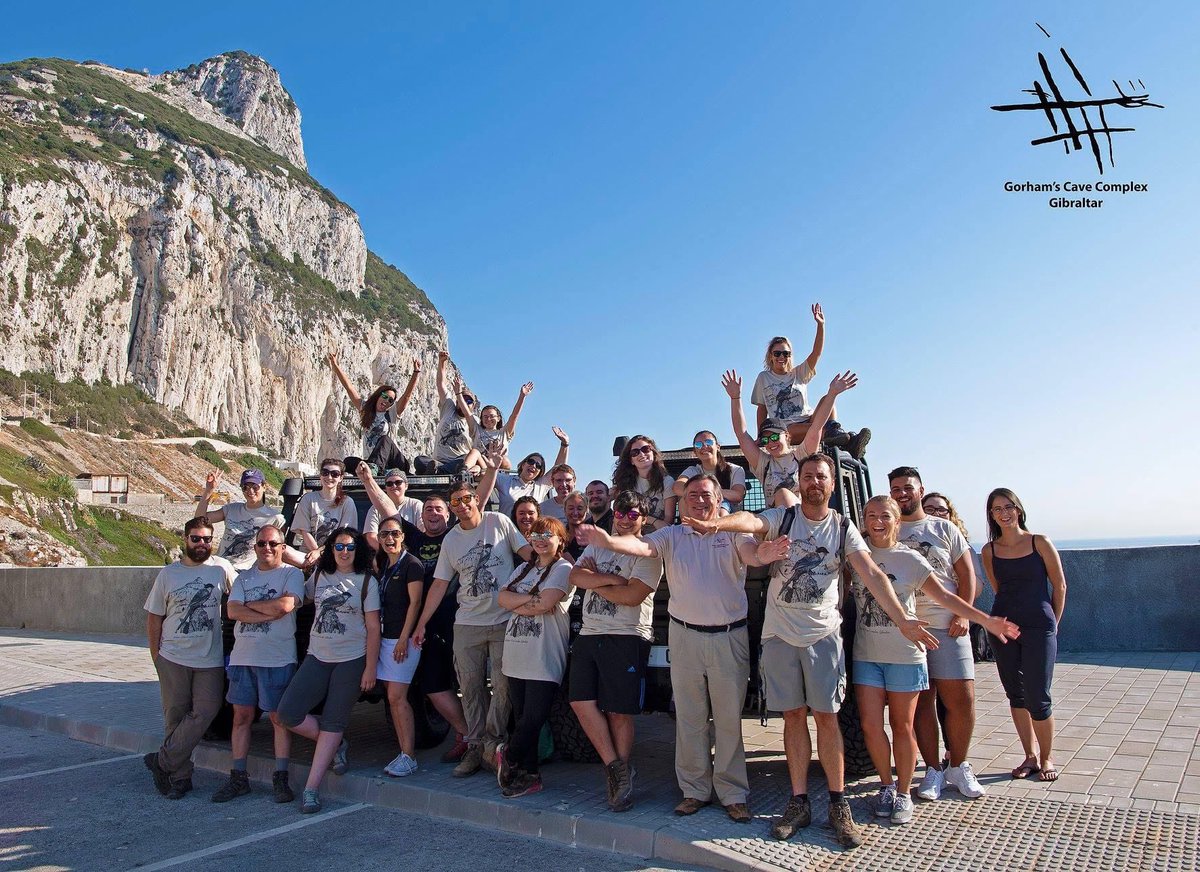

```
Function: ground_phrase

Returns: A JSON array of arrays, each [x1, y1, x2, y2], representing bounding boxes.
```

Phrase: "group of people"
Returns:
[[142, 310, 1068, 847]]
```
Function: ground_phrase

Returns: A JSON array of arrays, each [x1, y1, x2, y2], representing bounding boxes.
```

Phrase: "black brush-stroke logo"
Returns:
[[991, 23, 1163, 174]]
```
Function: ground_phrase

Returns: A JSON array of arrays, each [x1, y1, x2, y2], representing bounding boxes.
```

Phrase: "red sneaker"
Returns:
[[441, 733, 469, 763]]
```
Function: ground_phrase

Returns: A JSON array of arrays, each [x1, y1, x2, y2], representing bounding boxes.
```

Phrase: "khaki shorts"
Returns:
[[761, 629, 846, 714]]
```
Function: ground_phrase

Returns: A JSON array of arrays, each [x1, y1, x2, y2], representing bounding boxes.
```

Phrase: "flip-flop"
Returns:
[[1012, 759, 1041, 779], [1039, 765, 1060, 782]]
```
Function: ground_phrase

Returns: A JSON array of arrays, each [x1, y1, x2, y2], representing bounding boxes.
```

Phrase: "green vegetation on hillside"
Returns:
[[19, 417, 64, 444], [0, 368, 191, 437]]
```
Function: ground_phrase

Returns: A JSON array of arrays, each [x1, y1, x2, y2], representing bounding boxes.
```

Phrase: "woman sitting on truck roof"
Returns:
[[672, 430, 746, 514], [612, 436, 676, 532], [327, 352, 421, 474]]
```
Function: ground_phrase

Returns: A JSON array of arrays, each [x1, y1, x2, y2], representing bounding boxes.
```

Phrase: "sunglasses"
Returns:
[[320, 468, 343, 478], [758, 433, 783, 445], [187, 535, 213, 544], [254, 540, 282, 549], [378, 529, 402, 539], [613, 509, 642, 521], [629, 445, 655, 458], [379, 393, 397, 405], [529, 531, 557, 542], [449, 494, 475, 507], [384, 480, 405, 488], [771, 350, 792, 358], [241, 482, 263, 489], [333, 542, 357, 552], [693, 438, 716, 449]]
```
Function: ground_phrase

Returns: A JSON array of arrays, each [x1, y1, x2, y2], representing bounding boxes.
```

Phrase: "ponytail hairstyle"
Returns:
[[692, 430, 732, 489], [505, 516, 567, 593], [318, 457, 347, 507]]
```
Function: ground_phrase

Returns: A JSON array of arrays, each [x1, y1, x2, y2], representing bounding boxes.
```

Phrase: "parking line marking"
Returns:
[[133, 802, 371, 870], [0, 753, 142, 784]]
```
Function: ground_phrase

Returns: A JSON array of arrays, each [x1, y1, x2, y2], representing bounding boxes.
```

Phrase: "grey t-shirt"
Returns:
[[577, 544, 663, 640], [754, 454, 800, 504], [538, 496, 568, 522], [634, 475, 675, 522], [750, 362, 816, 424], [292, 493, 358, 552], [305, 570, 380, 663], [363, 498, 423, 534], [760, 507, 869, 647], [218, 502, 285, 570], [434, 512, 528, 626], [898, 517, 970, 630], [229, 565, 306, 667], [144, 557, 237, 669], [851, 543, 933, 665], [495, 470, 553, 516], [501, 559, 574, 683], [645, 525, 754, 625], [434, 397, 474, 463]]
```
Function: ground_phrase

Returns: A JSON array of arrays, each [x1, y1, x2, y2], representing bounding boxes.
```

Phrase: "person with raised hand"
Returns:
[[414, 351, 477, 475], [327, 352, 421, 473], [460, 380, 535, 476], [195, 469, 285, 572], [672, 430, 747, 514], [291, 458, 357, 570], [724, 370, 857, 508], [487, 427, 571, 516]]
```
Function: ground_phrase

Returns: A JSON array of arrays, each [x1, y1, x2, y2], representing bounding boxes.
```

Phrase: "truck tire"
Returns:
[[547, 688, 600, 763], [838, 688, 873, 777]]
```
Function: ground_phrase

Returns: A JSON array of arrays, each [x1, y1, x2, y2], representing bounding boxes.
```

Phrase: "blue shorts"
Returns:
[[853, 660, 929, 693], [226, 663, 297, 711]]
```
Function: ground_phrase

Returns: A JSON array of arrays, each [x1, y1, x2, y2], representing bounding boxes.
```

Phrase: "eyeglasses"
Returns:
[[449, 494, 475, 507], [771, 350, 792, 359], [693, 438, 716, 449], [613, 509, 642, 521], [333, 542, 357, 552], [924, 506, 951, 517], [758, 433, 782, 445], [384, 480, 405, 488], [378, 529, 402, 540], [187, 535, 213, 544], [990, 504, 1019, 516], [528, 532, 557, 542], [320, 468, 343, 478], [629, 445, 654, 458], [255, 540, 282, 549], [379, 393, 397, 405]]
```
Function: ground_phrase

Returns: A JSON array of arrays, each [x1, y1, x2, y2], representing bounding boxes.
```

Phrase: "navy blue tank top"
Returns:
[[989, 537, 1056, 631]]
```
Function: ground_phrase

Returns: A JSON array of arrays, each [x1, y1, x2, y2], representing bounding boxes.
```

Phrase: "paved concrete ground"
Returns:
[[0, 630, 1196, 871]]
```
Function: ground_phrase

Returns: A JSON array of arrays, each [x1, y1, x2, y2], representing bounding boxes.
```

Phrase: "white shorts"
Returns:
[[376, 638, 422, 684]]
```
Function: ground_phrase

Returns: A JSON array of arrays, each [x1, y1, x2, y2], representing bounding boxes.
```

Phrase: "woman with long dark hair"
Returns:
[[612, 436, 675, 532], [981, 488, 1067, 783], [276, 526, 380, 813], [494, 517, 574, 798], [672, 430, 747, 513], [511, 496, 540, 539], [292, 458, 358, 570], [328, 353, 421, 472]]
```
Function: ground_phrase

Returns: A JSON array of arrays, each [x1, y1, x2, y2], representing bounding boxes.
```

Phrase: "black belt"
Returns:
[[670, 615, 748, 634]]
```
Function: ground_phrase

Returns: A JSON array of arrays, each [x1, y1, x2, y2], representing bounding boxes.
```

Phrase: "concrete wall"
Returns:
[[0, 545, 1197, 649]]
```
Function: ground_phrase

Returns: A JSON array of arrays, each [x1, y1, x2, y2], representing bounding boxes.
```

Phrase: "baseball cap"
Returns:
[[240, 469, 266, 486]]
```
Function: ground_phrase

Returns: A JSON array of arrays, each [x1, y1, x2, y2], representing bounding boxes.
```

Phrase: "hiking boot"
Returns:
[[272, 771, 294, 804], [481, 741, 499, 774], [211, 770, 251, 803], [770, 796, 811, 840], [847, 428, 872, 460], [822, 420, 851, 448], [330, 738, 350, 775], [945, 761, 987, 798], [165, 777, 193, 801], [300, 788, 321, 814], [495, 743, 512, 790], [143, 752, 169, 796], [441, 732, 469, 763], [916, 765, 944, 801], [501, 771, 543, 798], [874, 783, 897, 818], [891, 792, 914, 824], [674, 797, 710, 816], [724, 802, 751, 823], [384, 752, 418, 778], [828, 800, 863, 848], [607, 759, 633, 812], [453, 744, 483, 778]]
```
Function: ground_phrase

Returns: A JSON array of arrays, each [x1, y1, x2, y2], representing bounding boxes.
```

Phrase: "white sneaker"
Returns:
[[384, 752, 418, 777], [945, 761, 986, 798], [916, 766, 944, 801], [891, 792, 914, 824]]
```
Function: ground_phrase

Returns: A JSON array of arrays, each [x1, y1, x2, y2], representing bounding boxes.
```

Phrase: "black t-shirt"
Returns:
[[401, 520, 459, 629], [377, 551, 425, 639], [584, 510, 614, 534]]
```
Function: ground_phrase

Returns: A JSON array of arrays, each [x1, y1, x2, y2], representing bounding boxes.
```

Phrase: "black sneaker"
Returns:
[[847, 428, 872, 460], [143, 752, 169, 796], [273, 770, 295, 803], [211, 770, 251, 803], [770, 795, 812, 840], [165, 777, 193, 801]]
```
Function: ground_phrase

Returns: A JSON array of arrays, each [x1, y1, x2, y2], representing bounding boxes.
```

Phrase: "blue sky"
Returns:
[[5, 2, 1198, 540]]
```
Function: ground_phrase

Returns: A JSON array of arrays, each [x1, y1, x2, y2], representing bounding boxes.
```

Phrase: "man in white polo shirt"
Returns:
[[580, 474, 786, 823]]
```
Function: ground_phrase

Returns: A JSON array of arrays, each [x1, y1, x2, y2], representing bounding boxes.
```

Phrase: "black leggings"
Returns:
[[989, 628, 1056, 721], [507, 677, 558, 774], [277, 654, 365, 733]]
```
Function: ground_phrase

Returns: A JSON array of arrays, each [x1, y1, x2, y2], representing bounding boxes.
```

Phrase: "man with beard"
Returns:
[[684, 455, 936, 847], [580, 475, 785, 825], [195, 469, 285, 573], [887, 466, 985, 802], [567, 490, 663, 811], [583, 481, 614, 532], [358, 464, 471, 763], [413, 478, 533, 777], [143, 517, 237, 799]]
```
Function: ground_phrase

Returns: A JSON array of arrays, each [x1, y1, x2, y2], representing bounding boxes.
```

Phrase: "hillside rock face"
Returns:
[[0, 56, 453, 465]]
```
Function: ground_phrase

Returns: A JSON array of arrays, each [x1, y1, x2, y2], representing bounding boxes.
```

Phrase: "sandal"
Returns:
[[1012, 758, 1040, 779], [1038, 763, 1060, 782]]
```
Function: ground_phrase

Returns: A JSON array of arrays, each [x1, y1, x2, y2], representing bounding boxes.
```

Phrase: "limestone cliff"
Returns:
[[0, 55, 452, 465]]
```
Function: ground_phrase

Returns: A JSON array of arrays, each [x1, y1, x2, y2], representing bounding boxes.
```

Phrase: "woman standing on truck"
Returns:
[[671, 430, 747, 513], [852, 496, 1019, 824], [611, 436, 675, 531], [494, 517, 574, 798], [291, 459, 358, 570], [327, 353, 421, 473], [981, 488, 1067, 783]]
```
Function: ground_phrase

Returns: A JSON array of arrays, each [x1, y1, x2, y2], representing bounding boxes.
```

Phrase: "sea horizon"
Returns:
[[969, 534, 1200, 552]]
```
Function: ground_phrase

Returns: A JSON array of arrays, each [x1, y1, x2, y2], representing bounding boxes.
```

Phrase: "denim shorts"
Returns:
[[226, 663, 296, 711], [853, 660, 929, 693]]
